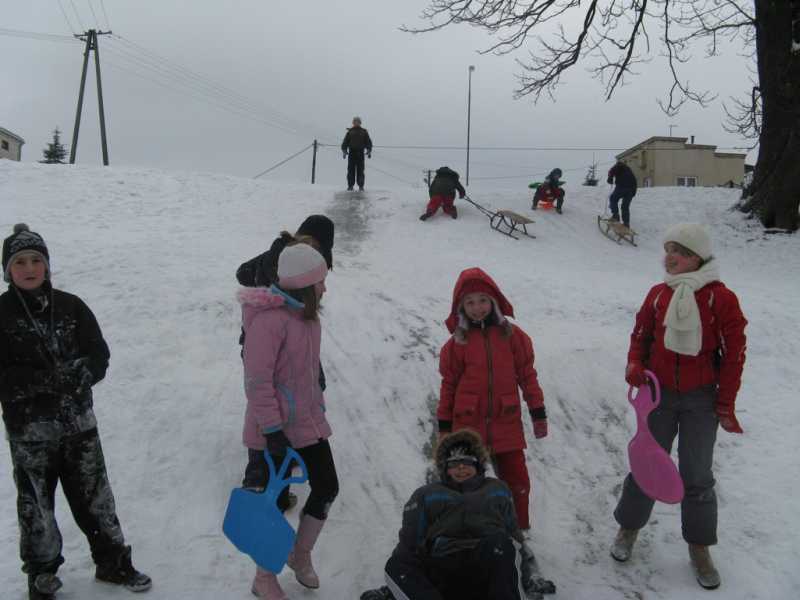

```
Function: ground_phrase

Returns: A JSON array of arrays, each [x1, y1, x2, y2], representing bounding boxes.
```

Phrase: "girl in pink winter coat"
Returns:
[[238, 243, 339, 600]]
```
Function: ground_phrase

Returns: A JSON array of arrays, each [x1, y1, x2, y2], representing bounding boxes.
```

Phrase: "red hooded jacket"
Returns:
[[628, 281, 747, 412], [438, 268, 545, 454]]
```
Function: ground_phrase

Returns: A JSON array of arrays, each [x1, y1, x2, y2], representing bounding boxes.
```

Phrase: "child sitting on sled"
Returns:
[[530, 168, 565, 213]]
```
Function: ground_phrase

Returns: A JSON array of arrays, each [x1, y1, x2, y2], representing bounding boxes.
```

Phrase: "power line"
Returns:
[[103, 39, 286, 124], [68, 0, 85, 31], [86, 0, 100, 28], [99, 45, 313, 137], [0, 27, 80, 44], [99, 0, 112, 29], [56, 0, 77, 35], [109, 34, 333, 141], [253, 144, 313, 179]]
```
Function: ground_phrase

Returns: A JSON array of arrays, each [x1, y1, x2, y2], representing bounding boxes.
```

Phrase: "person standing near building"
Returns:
[[607, 160, 638, 228], [341, 116, 373, 192]]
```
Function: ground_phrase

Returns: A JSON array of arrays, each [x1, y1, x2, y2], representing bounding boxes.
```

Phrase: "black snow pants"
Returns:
[[9, 428, 126, 577], [385, 533, 522, 600], [347, 150, 366, 189], [609, 187, 635, 227], [242, 439, 339, 520], [614, 386, 719, 545]]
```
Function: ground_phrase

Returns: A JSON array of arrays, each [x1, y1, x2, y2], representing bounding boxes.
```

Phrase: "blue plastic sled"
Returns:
[[223, 448, 308, 572]]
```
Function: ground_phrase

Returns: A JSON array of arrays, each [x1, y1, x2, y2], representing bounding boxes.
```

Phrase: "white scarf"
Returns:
[[663, 260, 720, 356]]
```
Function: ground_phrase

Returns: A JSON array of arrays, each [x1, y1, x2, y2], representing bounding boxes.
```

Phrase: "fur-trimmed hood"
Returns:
[[434, 429, 490, 481], [237, 285, 303, 310]]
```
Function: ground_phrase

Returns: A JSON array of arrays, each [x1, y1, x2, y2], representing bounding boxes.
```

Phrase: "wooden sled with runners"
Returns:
[[598, 216, 637, 246], [464, 196, 535, 240]]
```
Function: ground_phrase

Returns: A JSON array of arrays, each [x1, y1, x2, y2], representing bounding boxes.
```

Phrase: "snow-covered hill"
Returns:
[[1, 160, 798, 599]]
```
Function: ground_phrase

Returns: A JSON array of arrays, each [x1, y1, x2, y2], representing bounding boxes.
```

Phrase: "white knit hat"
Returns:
[[663, 223, 712, 261], [277, 244, 327, 290]]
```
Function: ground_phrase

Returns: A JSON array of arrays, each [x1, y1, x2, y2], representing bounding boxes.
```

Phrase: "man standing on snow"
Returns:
[[341, 116, 373, 192], [607, 160, 638, 228]]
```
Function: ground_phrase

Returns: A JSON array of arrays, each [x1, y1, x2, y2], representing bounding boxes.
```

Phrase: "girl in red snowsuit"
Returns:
[[436, 267, 547, 530]]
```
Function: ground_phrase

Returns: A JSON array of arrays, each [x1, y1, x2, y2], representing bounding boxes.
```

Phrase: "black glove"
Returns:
[[265, 430, 291, 457], [342, 150, 348, 159], [367, 150, 372, 159]]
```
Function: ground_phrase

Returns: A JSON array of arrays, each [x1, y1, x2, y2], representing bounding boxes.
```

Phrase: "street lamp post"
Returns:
[[466, 65, 475, 186]]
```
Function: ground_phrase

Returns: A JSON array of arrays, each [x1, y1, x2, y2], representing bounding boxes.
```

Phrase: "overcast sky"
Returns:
[[1, 1, 755, 190]]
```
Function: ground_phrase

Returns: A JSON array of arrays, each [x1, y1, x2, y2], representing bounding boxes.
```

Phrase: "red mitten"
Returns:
[[716, 404, 743, 434], [625, 362, 647, 387], [533, 419, 548, 439]]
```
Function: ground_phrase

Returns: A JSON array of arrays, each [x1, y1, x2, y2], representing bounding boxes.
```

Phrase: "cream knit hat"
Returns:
[[663, 223, 712, 261], [277, 244, 327, 290]]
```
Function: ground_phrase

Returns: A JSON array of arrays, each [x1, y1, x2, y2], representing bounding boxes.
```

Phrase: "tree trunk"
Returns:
[[742, 0, 800, 231]]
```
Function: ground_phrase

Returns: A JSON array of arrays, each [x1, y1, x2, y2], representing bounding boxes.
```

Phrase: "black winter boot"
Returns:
[[95, 545, 152, 592], [360, 586, 395, 600], [28, 573, 62, 600]]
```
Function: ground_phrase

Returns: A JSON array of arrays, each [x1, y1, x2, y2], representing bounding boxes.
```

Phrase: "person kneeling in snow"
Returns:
[[361, 430, 525, 600], [0, 224, 151, 600], [531, 168, 565, 214], [420, 167, 466, 221]]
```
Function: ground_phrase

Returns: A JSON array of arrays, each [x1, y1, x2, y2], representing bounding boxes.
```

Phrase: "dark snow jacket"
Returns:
[[236, 234, 291, 288], [392, 431, 519, 560], [429, 167, 466, 200], [607, 162, 638, 194], [341, 126, 373, 153], [0, 283, 109, 440]]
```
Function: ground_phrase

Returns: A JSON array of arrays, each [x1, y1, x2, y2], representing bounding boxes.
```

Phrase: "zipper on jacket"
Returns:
[[482, 327, 494, 449]]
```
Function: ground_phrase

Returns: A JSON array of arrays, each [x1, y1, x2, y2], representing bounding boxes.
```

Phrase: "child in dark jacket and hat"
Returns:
[[437, 268, 547, 534], [0, 224, 151, 600], [361, 430, 524, 600], [420, 167, 466, 221]]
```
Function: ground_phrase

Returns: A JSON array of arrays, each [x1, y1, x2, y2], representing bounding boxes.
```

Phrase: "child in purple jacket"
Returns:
[[238, 243, 338, 600]]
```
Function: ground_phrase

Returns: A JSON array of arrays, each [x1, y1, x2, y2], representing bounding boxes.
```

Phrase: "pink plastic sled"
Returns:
[[627, 371, 684, 504]]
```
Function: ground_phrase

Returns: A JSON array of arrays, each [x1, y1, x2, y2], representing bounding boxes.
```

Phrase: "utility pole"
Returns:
[[466, 65, 475, 186], [70, 29, 112, 165], [311, 139, 318, 183], [424, 169, 432, 188]]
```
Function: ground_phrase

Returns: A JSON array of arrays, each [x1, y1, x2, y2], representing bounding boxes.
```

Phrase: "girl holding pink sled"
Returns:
[[611, 223, 747, 590]]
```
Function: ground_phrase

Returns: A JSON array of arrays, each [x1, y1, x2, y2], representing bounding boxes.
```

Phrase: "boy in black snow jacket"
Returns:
[[0, 224, 151, 600], [362, 430, 524, 600]]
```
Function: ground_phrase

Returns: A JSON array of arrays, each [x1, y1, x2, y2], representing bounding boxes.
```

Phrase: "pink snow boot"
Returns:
[[286, 514, 325, 589], [251, 568, 287, 600]]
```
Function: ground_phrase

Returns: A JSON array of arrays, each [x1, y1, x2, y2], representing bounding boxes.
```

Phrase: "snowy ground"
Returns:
[[1, 160, 799, 599]]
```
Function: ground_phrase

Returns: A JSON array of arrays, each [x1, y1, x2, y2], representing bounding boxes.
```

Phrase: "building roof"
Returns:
[[616, 136, 744, 160], [0, 127, 25, 145]]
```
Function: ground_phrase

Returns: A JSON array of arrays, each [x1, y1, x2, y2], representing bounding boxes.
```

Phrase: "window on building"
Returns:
[[1, 140, 9, 151], [677, 176, 697, 187]]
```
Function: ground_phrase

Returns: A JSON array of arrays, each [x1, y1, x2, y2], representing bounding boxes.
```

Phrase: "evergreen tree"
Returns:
[[41, 128, 68, 164]]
